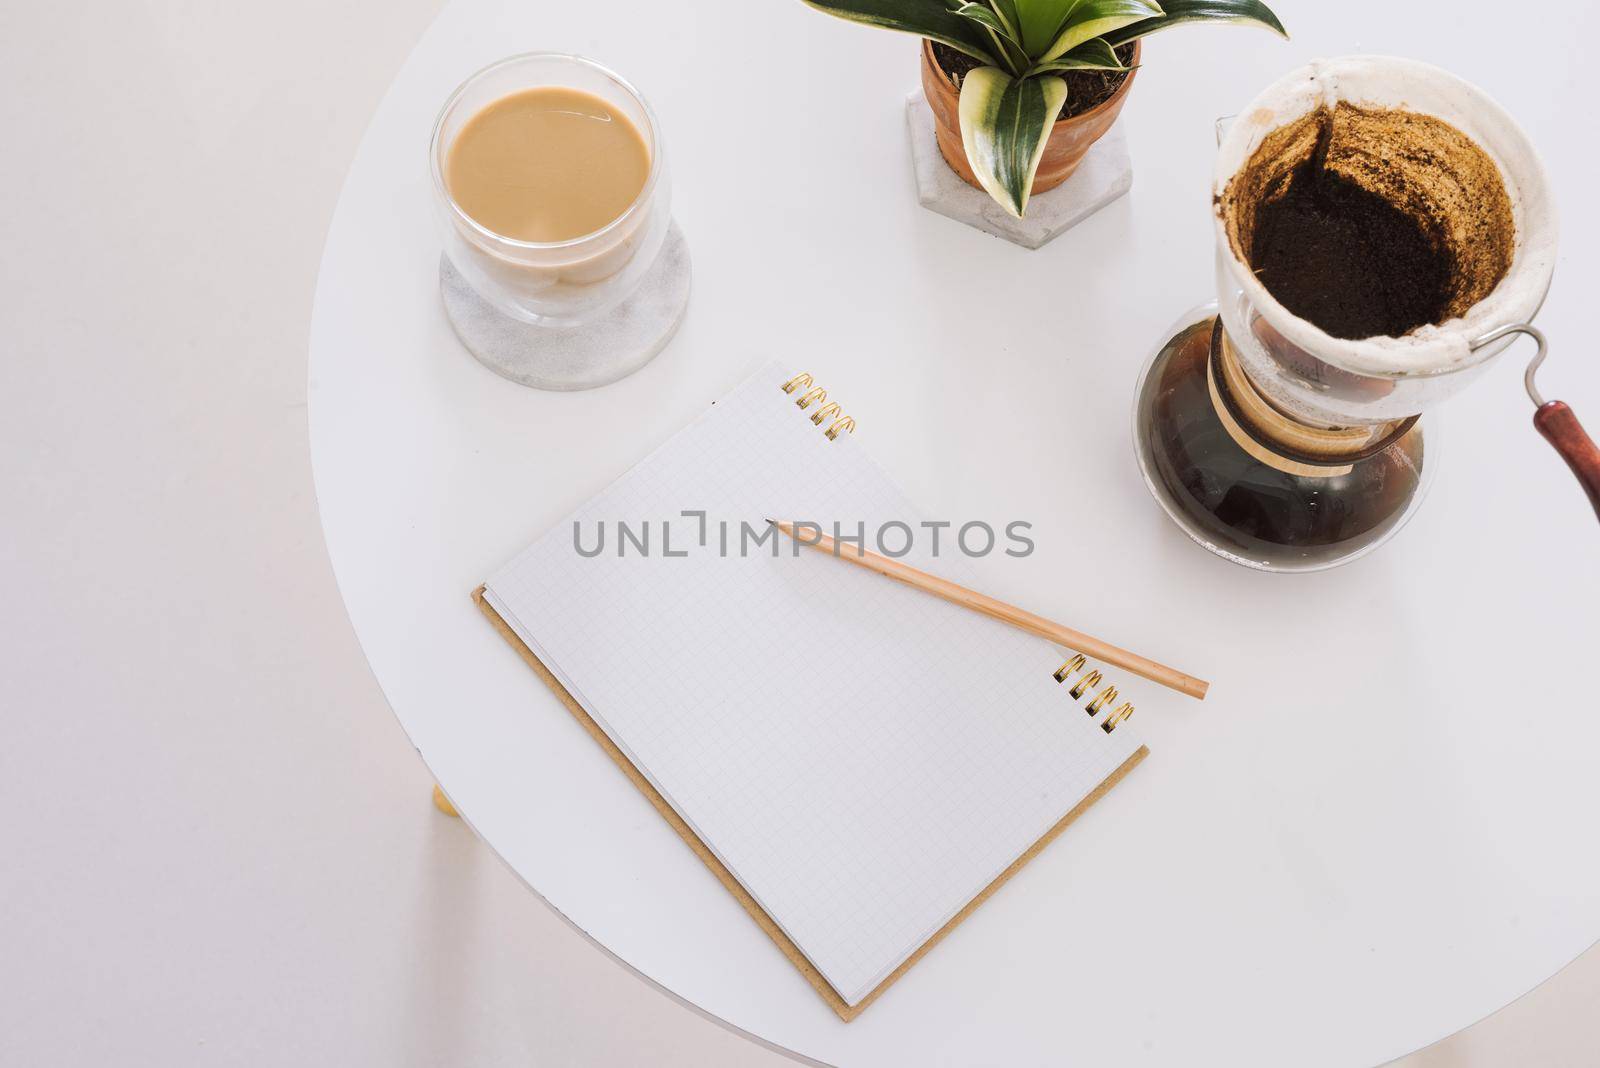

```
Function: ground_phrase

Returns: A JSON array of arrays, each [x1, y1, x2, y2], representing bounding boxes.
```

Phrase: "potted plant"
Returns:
[[803, 0, 1287, 217]]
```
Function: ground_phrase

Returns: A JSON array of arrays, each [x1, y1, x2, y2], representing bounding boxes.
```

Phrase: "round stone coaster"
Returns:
[[440, 223, 691, 391]]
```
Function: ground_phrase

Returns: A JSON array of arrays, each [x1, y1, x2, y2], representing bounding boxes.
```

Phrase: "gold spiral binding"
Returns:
[[796, 386, 828, 410], [1068, 669, 1103, 699], [1053, 656, 1134, 732], [1101, 702, 1135, 733], [1053, 654, 1087, 682], [1084, 685, 1119, 716], [810, 401, 842, 426], [781, 372, 856, 442]]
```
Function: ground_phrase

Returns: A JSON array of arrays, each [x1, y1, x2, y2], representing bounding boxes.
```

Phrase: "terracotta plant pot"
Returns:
[[920, 37, 1140, 196]]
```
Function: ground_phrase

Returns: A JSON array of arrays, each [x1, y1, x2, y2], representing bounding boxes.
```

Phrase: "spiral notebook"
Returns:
[[477, 362, 1148, 1019]]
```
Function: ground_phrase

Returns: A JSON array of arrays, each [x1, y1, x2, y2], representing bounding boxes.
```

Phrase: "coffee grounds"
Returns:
[[1221, 104, 1515, 342], [1251, 153, 1453, 340], [931, 41, 1134, 119]]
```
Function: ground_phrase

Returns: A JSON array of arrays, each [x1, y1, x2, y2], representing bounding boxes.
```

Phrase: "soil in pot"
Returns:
[[930, 41, 1136, 120]]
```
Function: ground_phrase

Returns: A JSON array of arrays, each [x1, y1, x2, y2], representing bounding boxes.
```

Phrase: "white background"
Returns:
[[4, 1, 1598, 1065]]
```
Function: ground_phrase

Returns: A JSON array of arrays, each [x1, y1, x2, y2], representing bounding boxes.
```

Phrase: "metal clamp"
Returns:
[[1472, 323, 1550, 407]]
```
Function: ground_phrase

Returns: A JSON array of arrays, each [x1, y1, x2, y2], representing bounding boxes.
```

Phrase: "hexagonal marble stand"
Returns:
[[905, 91, 1132, 249]]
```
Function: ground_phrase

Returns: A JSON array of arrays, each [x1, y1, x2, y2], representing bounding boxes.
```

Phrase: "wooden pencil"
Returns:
[[770, 520, 1208, 701]]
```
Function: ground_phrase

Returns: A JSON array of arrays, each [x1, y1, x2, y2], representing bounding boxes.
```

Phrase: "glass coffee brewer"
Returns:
[[1134, 56, 1598, 571]]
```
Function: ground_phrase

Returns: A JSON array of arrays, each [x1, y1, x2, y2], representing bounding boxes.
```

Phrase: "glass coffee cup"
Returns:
[[429, 52, 673, 328]]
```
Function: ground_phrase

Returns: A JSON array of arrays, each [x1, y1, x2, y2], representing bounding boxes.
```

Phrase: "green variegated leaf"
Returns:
[[953, 1, 1013, 38], [958, 67, 1068, 217], [801, 0, 1002, 64], [1031, 37, 1126, 72], [1102, 0, 1287, 46], [1041, 0, 1163, 61], [984, 0, 1034, 71], [952, 2, 1031, 71], [1011, 0, 1082, 55], [988, 0, 1023, 40]]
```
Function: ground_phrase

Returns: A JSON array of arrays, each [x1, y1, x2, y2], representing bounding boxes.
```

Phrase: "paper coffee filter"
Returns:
[[1214, 55, 1557, 377]]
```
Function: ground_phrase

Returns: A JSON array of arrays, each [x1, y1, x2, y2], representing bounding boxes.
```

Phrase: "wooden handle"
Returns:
[[1534, 401, 1600, 521]]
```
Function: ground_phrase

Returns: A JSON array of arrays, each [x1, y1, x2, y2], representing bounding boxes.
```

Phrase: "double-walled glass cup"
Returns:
[[430, 53, 672, 327]]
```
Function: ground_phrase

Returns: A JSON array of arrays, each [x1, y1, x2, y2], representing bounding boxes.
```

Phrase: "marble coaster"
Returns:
[[440, 223, 691, 391], [905, 92, 1132, 249]]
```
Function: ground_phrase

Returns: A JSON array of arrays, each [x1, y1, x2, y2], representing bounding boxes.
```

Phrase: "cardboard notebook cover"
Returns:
[[473, 586, 1147, 1021]]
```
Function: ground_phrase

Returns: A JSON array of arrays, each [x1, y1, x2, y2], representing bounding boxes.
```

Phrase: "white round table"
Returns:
[[308, 2, 1600, 1063]]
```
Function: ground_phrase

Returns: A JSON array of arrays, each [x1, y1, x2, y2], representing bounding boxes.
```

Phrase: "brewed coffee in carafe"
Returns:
[[1134, 56, 1563, 571]]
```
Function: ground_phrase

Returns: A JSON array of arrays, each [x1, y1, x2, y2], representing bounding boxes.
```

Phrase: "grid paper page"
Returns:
[[484, 362, 1144, 1005]]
